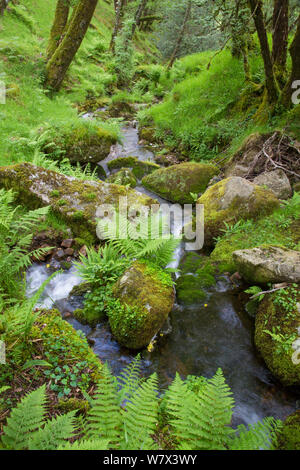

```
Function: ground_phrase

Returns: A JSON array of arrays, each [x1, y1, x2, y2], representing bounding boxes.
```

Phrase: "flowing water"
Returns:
[[26, 123, 298, 427]]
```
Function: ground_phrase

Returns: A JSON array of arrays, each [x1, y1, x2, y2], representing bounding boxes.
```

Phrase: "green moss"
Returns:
[[50, 190, 60, 197], [56, 397, 90, 415], [198, 177, 280, 247], [108, 261, 174, 349], [30, 309, 102, 382], [107, 156, 160, 180], [211, 208, 300, 274], [41, 119, 118, 164], [277, 412, 300, 450], [176, 253, 216, 305], [254, 288, 300, 387], [73, 307, 105, 328], [72, 210, 85, 221], [142, 162, 218, 204], [107, 168, 137, 188], [69, 282, 91, 297], [58, 198, 67, 206]]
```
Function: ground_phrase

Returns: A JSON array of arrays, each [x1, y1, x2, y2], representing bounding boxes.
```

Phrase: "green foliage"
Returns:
[[0, 189, 51, 304], [1, 359, 282, 450], [1, 384, 76, 450], [263, 327, 297, 356], [273, 285, 298, 316]]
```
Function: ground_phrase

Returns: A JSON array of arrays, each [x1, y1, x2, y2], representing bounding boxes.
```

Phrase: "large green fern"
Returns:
[[1, 360, 282, 451]]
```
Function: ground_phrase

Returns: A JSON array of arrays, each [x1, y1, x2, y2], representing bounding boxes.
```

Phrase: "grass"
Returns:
[[138, 45, 295, 161]]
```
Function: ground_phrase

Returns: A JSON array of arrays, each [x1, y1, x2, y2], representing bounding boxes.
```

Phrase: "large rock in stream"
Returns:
[[142, 162, 219, 204], [255, 288, 300, 387], [0, 163, 157, 243], [233, 246, 300, 284], [109, 261, 175, 350], [197, 176, 280, 246]]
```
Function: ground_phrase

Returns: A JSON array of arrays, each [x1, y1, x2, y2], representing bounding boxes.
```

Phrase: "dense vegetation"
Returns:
[[0, 0, 299, 452]]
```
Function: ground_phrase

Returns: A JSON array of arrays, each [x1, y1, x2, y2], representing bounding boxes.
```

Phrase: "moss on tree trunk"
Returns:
[[47, 0, 70, 61], [248, 0, 278, 103], [45, 0, 98, 91]]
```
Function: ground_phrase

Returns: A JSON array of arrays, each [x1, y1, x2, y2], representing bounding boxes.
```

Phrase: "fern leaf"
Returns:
[[2, 385, 47, 450], [122, 373, 158, 450], [85, 363, 122, 445], [59, 439, 109, 450], [28, 411, 77, 450], [228, 417, 282, 450]]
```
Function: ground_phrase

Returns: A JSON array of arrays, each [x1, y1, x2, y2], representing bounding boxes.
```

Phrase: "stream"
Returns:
[[26, 123, 298, 427]]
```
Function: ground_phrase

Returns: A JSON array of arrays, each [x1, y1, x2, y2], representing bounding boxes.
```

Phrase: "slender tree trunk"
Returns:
[[272, 0, 289, 74], [109, 0, 125, 53], [248, 0, 278, 102], [131, 0, 148, 38], [281, 14, 300, 108], [167, 0, 192, 69], [45, 0, 98, 91], [47, 0, 70, 61]]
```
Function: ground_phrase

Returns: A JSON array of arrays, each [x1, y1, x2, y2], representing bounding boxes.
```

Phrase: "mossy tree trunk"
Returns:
[[45, 0, 98, 91], [281, 14, 300, 108], [248, 0, 278, 103], [272, 0, 289, 79], [167, 0, 192, 69], [131, 0, 148, 38], [110, 0, 126, 53], [47, 0, 70, 61]]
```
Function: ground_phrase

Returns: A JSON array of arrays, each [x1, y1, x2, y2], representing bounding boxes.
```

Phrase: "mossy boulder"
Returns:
[[107, 168, 137, 188], [0, 163, 157, 243], [73, 307, 105, 328], [107, 156, 160, 180], [142, 162, 219, 204], [107, 101, 135, 118], [109, 261, 175, 350], [233, 246, 300, 284], [29, 309, 102, 382], [176, 253, 216, 305], [139, 127, 156, 143], [277, 411, 300, 450], [254, 288, 300, 387], [198, 177, 280, 246], [42, 121, 117, 164]]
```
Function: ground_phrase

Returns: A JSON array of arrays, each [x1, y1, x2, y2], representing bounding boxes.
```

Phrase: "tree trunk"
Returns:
[[47, 0, 70, 61], [109, 0, 125, 53], [281, 14, 300, 108], [272, 0, 289, 74], [248, 0, 278, 102], [131, 0, 148, 38], [45, 0, 98, 91], [167, 0, 192, 69]]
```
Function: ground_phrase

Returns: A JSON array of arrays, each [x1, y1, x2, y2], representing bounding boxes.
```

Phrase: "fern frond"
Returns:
[[28, 411, 77, 450], [122, 373, 158, 450], [84, 363, 122, 444], [167, 369, 235, 450], [117, 354, 142, 405], [228, 417, 282, 450], [2, 385, 47, 450], [59, 438, 109, 450]]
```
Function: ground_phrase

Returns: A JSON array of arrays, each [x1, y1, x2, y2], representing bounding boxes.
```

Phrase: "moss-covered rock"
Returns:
[[254, 288, 300, 387], [107, 156, 160, 180], [0, 162, 157, 243], [107, 168, 137, 188], [176, 253, 216, 305], [73, 306, 105, 328], [139, 127, 156, 143], [198, 177, 280, 246], [30, 309, 102, 382], [142, 162, 219, 204], [233, 246, 300, 284], [42, 121, 117, 164], [277, 411, 300, 450], [109, 261, 175, 350]]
